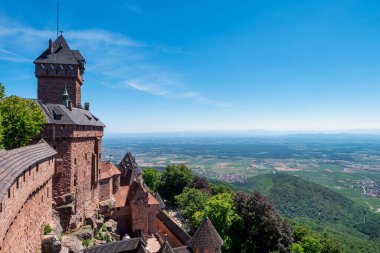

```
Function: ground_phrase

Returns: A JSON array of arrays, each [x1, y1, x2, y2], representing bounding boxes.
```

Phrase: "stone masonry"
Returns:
[[0, 142, 56, 253]]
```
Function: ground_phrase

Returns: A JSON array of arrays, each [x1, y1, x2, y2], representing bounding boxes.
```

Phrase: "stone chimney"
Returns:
[[49, 39, 53, 53], [68, 100, 73, 111], [84, 102, 90, 111]]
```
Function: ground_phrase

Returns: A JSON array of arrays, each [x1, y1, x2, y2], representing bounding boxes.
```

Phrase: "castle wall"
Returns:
[[99, 178, 112, 202], [0, 158, 54, 253], [40, 125, 103, 229]]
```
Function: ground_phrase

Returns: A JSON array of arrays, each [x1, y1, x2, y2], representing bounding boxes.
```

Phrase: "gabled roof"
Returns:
[[119, 152, 142, 176], [34, 35, 85, 65], [35, 100, 105, 127], [187, 217, 223, 249], [100, 161, 121, 180], [0, 140, 57, 201], [157, 241, 174, 253]]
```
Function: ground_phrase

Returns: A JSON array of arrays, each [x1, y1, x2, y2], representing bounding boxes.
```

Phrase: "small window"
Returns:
[[47, 188, 49, 198], [16, 179, 19, 189], [36, 163, 39, 172], [54, 145, 57, 149], [0, 202, 2, 212], [41, 195, 44, 202], [29, 167, 31, 176], [74, 158, 77, 165], [23, 172, 25, 182], [8, 189, 10, 198]]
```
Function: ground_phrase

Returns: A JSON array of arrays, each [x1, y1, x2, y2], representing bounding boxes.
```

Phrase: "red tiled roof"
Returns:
[[114, 186, 129, 208], [100, 161, 121, 180]]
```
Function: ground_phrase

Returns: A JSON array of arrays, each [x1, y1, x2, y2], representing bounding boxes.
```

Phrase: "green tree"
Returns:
[[209, 182, 232, 195], [290, 243, 304, 253], [192, 193, 242, 252], [233, 192, 294, 253], [300, 236, 322, 253], [0, 83, 4, 99], [0, 83, 4, 148], [0, 95, 46, 149], [157, 164, 193, 202], [175, 187, 208, 218], [321, 234, 343, 253], [142, 168, 160, 192]]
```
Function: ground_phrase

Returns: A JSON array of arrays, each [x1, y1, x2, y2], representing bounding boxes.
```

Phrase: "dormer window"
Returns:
[[60, 65, 64, 70], [69, 65, 73, 70], [50, 64, 54, 70], [40, 64, 45, 69]]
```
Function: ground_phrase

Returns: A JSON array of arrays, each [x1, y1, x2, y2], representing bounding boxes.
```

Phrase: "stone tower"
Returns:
[[34, 35, 85, 107], [34, 35, 105, 231]]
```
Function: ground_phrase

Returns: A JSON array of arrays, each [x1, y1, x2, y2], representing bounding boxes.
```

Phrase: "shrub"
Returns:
[[43, 224, 53, 235]]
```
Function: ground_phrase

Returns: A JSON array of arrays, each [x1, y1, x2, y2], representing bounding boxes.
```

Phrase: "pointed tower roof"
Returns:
[[34, 35, 85, 65], [157, 241, 174, 253], [187, 217, 223, 249]]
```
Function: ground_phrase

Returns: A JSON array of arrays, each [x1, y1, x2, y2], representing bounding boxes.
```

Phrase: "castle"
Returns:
[[0, 35, 222, 253]]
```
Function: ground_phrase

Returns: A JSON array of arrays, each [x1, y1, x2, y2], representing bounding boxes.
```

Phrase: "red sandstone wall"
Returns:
[[111, 207, 131, 236], [0, 158, 54, 252], [35, 64, 83, 107], [40, 126, 103, 226], [99, 178, 111, 202]]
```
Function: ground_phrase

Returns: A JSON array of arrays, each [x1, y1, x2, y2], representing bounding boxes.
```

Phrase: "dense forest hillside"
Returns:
[[233, 174, 380, 253]]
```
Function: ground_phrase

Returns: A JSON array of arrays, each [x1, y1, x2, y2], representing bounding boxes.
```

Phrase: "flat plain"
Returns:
[[102, 134, 380, 212]]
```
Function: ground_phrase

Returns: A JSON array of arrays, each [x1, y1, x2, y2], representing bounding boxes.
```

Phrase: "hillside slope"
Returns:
[[233, 174, 380, 253]]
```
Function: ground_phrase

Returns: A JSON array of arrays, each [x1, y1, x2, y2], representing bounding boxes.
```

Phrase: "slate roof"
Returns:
[[155, 193, 166, 209], [157, 241, 174, 253], [34, 35, 85, 65], [157, 210, 191, 245], [187, 218, 223, 249], [83, 238, 141, 253], [172, 246, 191, 253], [119, 152, 142, 176], [35, 100, 105, 127], [0, 140, 57, 201]]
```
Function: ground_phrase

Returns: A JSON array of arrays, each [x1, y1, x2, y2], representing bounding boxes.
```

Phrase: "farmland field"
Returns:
[[102, 134, 380, 211]]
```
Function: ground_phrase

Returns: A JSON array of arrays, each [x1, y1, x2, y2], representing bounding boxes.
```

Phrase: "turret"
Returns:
[[187, 217, 223, 253]]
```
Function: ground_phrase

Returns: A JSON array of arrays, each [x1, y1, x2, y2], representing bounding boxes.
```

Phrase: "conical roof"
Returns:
[[187, 217, 223, 249]]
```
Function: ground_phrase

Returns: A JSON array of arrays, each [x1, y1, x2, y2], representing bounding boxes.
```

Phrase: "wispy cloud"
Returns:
[[0, 18, 227, 108], [105, 71, 229, 107], [0, 48, 31, 63]]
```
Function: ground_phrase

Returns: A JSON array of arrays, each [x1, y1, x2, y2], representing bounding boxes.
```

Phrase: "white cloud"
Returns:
[[0, 18, 228, 108]]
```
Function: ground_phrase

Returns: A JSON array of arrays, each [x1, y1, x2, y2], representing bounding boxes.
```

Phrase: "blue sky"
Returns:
[[1, 0, 380, 134]]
